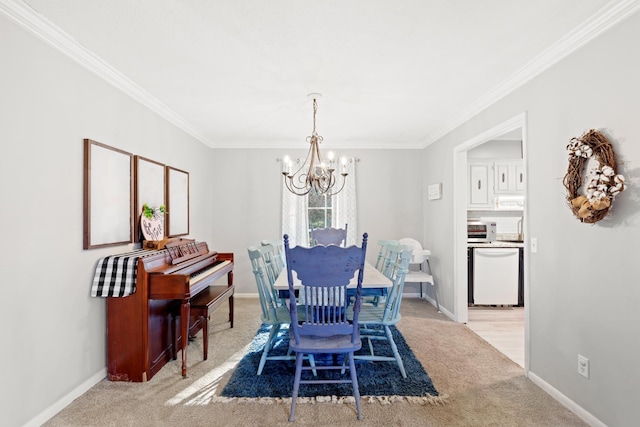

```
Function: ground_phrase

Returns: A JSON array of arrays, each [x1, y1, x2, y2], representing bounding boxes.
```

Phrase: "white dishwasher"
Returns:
[[473, 247, 519, 305]]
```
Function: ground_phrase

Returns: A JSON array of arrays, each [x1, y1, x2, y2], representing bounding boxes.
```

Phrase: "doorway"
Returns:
[[452, 113, 529, 373]]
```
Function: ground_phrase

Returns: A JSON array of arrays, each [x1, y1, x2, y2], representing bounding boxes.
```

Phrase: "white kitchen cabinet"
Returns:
[[468, 159, 524, 210], [494, 160, 524, 194], [515, 163, 525, 191], [468, 162, 492, 209]]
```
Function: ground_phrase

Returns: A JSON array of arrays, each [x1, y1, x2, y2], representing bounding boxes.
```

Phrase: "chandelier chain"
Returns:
[[312, 98, 317, 135]]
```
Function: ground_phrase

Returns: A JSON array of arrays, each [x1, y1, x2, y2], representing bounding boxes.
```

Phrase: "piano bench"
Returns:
[[189, 285, 235, 361]]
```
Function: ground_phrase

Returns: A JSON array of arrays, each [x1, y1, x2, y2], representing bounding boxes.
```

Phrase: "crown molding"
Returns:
[[3, 0, 638, 151], [211, 139, 423, 150], [420, 0, 640, 148], [0, 0, 214, 148]]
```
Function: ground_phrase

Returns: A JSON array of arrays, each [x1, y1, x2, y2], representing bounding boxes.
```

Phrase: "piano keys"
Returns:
[[104, 240, 234, 382]]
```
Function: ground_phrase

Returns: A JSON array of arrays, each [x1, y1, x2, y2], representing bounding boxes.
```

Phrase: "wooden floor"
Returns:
[[466, 306, 524, 368]]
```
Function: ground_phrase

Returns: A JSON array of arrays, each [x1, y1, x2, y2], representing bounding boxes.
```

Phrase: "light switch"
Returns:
[[428, 183, 442, 200], [531, 237, 538, 253]]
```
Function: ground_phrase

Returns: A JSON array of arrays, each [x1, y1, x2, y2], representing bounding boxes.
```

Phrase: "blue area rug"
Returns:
[[221, 324, 443, 402]]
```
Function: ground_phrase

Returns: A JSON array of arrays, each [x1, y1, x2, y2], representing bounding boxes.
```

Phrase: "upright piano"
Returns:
[[105, 240, 234, 382]]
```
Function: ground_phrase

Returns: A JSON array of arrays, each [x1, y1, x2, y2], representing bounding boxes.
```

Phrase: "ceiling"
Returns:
[[7, 0, 632, 149]]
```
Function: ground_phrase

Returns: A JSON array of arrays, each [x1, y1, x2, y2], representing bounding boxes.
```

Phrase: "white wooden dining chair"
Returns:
[[398, 237, 440, 312]]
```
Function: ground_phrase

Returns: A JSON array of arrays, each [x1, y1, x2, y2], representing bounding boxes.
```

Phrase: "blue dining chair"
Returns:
[[283, 232, 368, 422], [261, 239, 285, 278], [349, 244, 412, 378], [310, 223, 348, 246], [369, 240, 399, 306], [260, 241, 284, 287], [247, 246, 316, 376], [374, 239, 398, 272]]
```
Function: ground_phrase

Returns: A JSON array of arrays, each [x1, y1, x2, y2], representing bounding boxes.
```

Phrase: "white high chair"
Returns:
[[398, 238, 440, 312]]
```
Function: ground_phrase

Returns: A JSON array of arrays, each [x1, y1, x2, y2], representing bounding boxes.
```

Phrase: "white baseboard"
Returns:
[[24, 368, 106, 427], [527, 372, 606, 427]]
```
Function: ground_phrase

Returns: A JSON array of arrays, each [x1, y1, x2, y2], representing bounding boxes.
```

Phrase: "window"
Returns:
[[308, 190, 332, 232]]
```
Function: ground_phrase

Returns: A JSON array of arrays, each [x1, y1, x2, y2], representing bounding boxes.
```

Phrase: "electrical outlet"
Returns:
[[530, 238, 538, 253], [578, 355, 589, 379]]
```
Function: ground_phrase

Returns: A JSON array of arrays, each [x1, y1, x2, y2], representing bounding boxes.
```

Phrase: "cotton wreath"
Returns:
[[563, 129, 625, 223]]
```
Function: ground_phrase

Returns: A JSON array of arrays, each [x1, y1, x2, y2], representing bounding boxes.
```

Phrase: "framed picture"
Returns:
[[83, 139, 133, 249], [134, 156, 166, 242], [166, 166, 189, 237]]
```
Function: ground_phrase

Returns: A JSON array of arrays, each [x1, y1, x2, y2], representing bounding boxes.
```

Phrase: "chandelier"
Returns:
[[282, 95, 348, 196]]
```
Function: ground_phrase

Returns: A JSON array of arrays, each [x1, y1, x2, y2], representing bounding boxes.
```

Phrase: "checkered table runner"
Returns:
[[90, 249, 162, 297]]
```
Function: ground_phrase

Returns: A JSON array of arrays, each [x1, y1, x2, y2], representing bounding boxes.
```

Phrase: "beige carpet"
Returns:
[[44, 298, 586, 426]]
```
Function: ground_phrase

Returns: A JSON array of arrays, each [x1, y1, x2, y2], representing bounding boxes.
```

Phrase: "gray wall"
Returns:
[[0, 15, 215, 427], [422, 11, 640, 427], [210, 148, 425, 297]]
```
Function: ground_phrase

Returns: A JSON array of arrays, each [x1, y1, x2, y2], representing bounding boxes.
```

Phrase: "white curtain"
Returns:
[[281, 160, 309, 247], [333, 157, 358, 246]]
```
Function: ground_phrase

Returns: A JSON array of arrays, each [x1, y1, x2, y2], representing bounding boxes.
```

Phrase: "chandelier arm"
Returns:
[[323, 173, 348, 196], [284, 174, 312, 196], [290, 172, 312, 191], [289, 145, 314, 178]]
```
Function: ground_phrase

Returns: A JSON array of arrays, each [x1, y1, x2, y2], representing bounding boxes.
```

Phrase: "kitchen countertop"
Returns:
[[468, 241, 524, 248]]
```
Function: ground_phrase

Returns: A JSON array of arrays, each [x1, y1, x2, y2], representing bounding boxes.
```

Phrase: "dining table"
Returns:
[[273, 261, 392, 299]]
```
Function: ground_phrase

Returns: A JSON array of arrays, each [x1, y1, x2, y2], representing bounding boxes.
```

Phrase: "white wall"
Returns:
[[468, 139, 522, 159], [0, 16, 215, 427], [422, 11, 640, 427]]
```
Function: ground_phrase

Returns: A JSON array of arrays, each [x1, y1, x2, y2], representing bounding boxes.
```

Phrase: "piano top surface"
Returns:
[[147, 251, 218, 275]]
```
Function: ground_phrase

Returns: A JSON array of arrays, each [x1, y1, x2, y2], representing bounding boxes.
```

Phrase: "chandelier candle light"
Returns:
[[282, 94, 348, 196]]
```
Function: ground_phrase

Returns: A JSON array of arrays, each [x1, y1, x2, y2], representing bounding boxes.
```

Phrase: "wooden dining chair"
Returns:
[[374, 239, 399, 272], [247, 246, 290, 374], [248, 246, 316, 376], [310, 223, 348, 246], [260, 241, 284, 287], [368, 239, 399, 306], [283, 232, 368, 422], [349, 244, 412, 378], [261, 239, 285, 270]]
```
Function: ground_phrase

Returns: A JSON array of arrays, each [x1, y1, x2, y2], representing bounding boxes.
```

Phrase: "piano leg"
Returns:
[[171, 311, 177, 360], [180, 300, 190, 378]]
